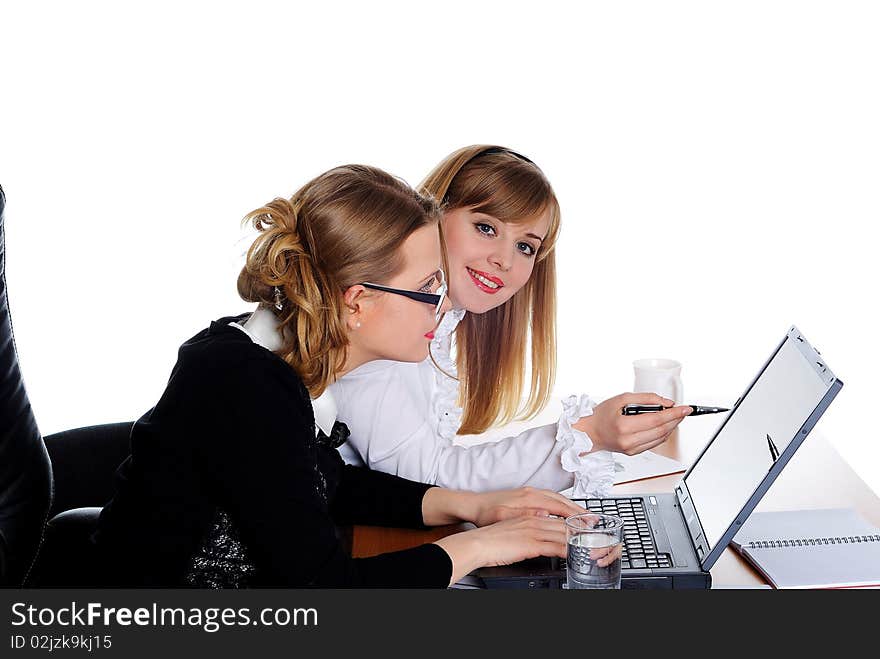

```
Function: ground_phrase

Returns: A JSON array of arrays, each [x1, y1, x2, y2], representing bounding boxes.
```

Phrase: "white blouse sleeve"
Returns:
[[330, 360, 616, 497]]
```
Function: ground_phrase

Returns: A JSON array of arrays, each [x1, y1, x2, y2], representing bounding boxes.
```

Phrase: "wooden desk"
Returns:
[[351, 414, 880, 587]]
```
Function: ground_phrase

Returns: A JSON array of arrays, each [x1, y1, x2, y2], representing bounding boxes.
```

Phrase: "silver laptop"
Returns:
[[475, 326, 843, 589]]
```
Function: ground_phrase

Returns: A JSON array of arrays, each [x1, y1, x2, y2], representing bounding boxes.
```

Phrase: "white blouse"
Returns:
[[331, 309, 615, 497]]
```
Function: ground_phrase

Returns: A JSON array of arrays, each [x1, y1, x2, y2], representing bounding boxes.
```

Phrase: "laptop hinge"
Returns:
[[675, 480, 711, 568]]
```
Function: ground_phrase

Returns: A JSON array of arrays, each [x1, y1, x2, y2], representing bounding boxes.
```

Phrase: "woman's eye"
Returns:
[[517, 242, 536, 257], [475, 222, 496, 237], [419, 277, 436, 293]]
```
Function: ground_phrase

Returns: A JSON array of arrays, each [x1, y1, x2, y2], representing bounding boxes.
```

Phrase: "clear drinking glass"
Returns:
[[565, 513, 625, 590]]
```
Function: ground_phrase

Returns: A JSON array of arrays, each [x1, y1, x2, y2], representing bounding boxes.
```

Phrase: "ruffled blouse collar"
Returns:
[[429, 309, 466, 441], [435, 308, 466, 339]]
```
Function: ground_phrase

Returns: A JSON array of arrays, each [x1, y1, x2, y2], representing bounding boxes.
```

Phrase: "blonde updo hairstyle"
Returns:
[[420, 145, 561, 435], [238, 164, 440, 397]]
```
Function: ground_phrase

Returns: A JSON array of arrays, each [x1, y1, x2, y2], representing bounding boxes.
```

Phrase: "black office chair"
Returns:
[[43, 422, 133, 519], [28, 421, 133, 587], [0, 184, 54, 587], [1, 184, 136, 587]]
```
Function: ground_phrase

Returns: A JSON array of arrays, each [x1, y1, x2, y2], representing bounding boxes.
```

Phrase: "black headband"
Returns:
[[472, 146, 537, 166], [442, 146, 540, 204]]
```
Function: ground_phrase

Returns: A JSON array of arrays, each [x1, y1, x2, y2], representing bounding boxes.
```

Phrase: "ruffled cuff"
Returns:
[[556, 394, 616, 498]]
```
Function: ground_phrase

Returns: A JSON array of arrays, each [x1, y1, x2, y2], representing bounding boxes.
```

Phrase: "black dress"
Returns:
[[94, 315, 452, 587]]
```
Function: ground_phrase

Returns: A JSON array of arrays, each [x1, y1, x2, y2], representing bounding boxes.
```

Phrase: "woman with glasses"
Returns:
[[331, 146, 693, 497], [94, 164, 583, 588]]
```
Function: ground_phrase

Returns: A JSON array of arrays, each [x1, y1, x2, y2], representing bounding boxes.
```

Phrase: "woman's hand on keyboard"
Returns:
[[466, 486, 585, 527], [433, 515, 569, 585]]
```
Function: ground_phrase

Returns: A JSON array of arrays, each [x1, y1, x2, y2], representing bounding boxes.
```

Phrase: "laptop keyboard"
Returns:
[[578, 498, 673, 570]]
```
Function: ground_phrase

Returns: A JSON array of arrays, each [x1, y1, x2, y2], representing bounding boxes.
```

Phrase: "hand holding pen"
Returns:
[[622, 404, 730, 416], [572, 393, 693, 456]]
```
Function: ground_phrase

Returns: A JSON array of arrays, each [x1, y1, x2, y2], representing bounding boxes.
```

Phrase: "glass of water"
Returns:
[[565, 513, 625, 590]]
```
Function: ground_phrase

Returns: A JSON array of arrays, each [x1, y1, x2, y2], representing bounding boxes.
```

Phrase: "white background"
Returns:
[[2, 2, 878, 496]]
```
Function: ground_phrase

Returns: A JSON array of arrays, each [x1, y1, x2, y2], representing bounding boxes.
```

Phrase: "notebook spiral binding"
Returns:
[[747, 534, 880, 549]]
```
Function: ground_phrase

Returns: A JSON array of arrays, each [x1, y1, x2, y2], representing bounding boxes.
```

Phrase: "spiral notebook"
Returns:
[[730, 508, 880, 589]]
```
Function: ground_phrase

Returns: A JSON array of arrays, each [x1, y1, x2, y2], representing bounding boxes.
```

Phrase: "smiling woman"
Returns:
[[424, 147, 561, 433]]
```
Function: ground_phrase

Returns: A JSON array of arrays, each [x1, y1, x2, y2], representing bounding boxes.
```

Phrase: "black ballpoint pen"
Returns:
[[621, 404, 730, 416]]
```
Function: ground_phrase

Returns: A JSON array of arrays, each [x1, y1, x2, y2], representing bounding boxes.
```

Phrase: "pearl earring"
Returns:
[[355, 321, 361, 329]]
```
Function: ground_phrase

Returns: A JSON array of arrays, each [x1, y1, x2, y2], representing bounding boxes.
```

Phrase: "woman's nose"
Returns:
[[489, 248, 512, 272]]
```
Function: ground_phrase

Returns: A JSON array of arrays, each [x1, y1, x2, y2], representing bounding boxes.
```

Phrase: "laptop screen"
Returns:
[[683, 331, 835, 552]]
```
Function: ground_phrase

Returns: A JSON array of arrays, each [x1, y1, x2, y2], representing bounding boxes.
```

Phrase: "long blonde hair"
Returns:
[[420, 145, 561, 435], [238, 165, 440, 397]]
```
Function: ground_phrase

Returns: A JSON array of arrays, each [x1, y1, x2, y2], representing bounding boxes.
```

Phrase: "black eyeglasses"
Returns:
[[362, 269, 447, 321]]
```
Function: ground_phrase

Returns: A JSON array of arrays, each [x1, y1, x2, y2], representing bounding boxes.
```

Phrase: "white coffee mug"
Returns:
[[633, 358, 683, 404]]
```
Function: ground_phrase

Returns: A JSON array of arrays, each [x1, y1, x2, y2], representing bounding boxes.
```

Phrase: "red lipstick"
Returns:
[[466, 267, 504, 294], [424, 331, 435, 340]]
